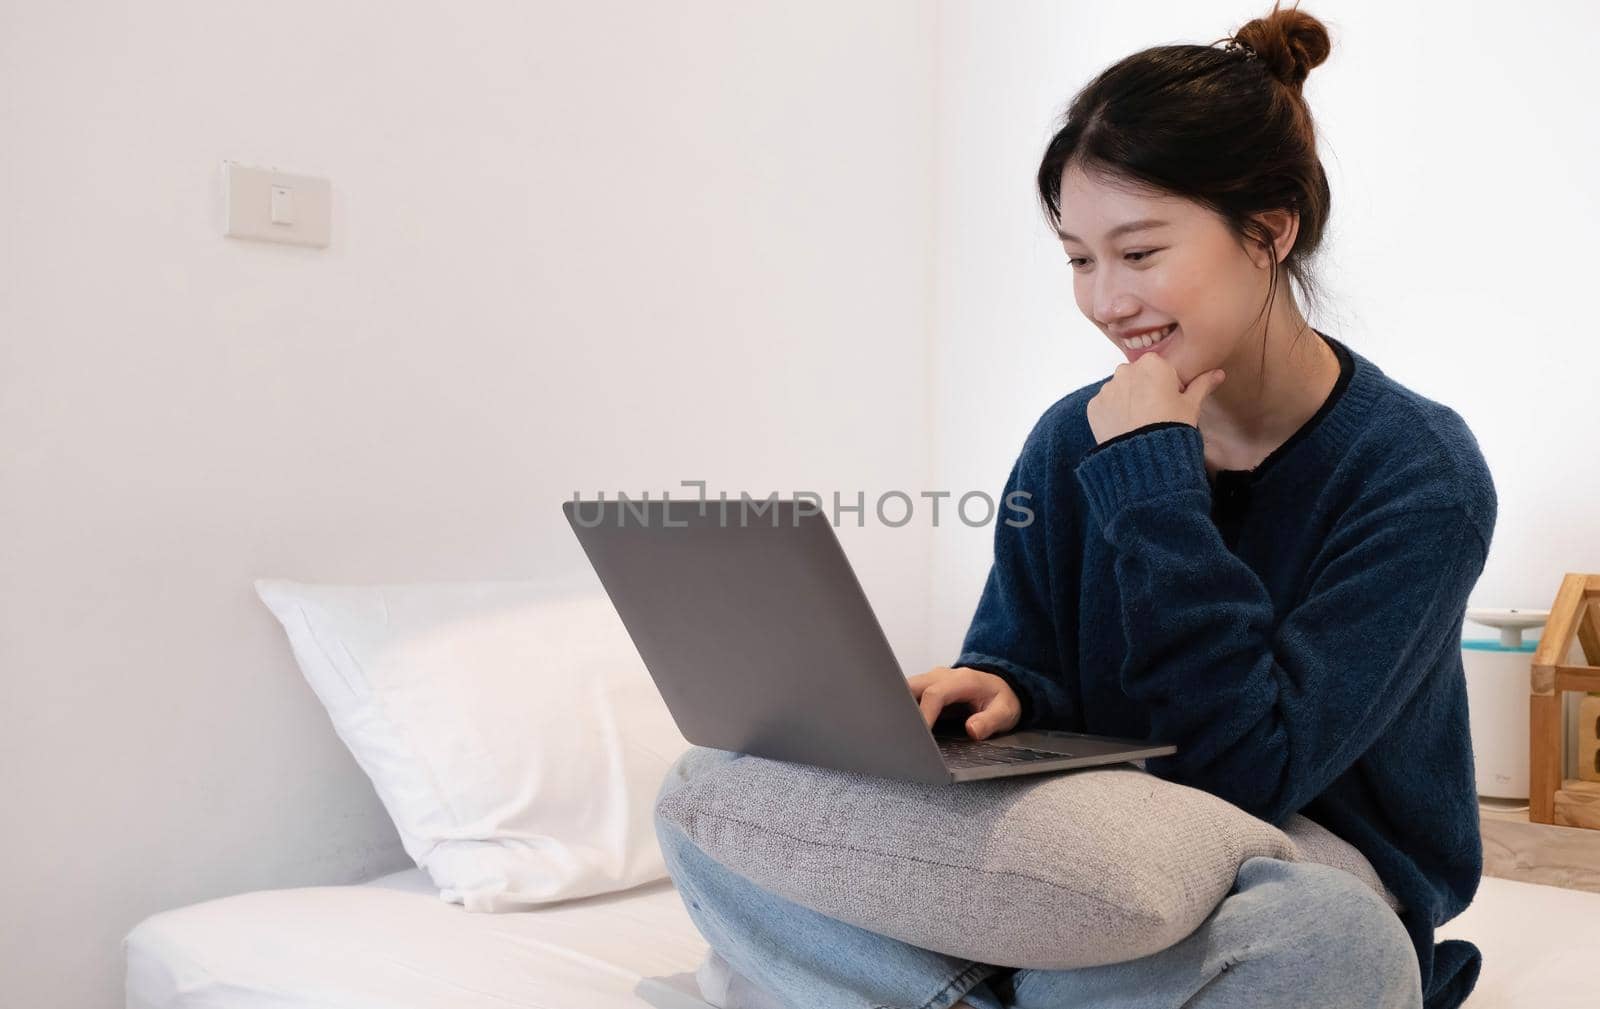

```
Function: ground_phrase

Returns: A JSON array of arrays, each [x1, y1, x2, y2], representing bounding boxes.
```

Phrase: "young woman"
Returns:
[[656, 5, 1494, 1009]]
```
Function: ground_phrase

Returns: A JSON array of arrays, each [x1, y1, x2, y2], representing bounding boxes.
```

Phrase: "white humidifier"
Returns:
[[1463, 608, 1551, 800]]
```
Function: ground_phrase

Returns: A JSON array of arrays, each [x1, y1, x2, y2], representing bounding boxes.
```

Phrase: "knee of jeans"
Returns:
[[1251, 859, 1415, 972]]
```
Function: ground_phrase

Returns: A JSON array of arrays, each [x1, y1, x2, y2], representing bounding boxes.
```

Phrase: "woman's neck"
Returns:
[[1197, 312, 1342, 476]]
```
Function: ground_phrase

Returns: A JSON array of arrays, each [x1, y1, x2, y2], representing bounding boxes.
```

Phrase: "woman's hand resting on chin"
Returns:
[[1086, 351, 1226, 445], [906, 666, 1022, 740]]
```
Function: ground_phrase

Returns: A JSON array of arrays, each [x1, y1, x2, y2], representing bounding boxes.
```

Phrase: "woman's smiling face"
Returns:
[[1054, 163, 1286, 386]]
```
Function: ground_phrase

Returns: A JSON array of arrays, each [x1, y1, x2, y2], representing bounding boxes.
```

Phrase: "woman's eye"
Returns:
[[1066, 250, 1160, 270]]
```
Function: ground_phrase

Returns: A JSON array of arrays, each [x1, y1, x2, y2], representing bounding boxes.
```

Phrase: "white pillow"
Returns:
[[254, 578, 693, 911]]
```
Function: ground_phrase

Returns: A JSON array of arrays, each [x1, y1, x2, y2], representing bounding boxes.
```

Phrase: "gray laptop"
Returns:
[[562, 497, 1176, 785]]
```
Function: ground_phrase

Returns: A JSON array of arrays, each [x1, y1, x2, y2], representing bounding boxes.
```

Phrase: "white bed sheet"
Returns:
[[124, 869, 715, 1009], [125, 868, 1600, 1009]]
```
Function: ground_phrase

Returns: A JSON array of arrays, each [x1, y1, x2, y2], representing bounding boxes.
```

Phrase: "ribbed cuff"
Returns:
[[1074, 422, 1209, 529], [1080, 420, 1192, 460]]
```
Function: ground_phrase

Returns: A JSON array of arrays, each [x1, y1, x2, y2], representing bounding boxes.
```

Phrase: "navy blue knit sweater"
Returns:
[[953, 331, 1495, 1009]]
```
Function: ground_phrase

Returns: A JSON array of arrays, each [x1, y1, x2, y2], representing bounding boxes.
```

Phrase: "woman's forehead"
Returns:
[[1056, 167, 1205, 238]]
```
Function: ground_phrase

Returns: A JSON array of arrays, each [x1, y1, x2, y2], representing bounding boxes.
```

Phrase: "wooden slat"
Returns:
[[1581, 598, 1600, 666], [1554, 779, 1600, 830], [1532, 691, 1564, 824], [1535, 573, 1590, 668], [1481, 813, 1600, 893], [1554, 665, 1600, 693]]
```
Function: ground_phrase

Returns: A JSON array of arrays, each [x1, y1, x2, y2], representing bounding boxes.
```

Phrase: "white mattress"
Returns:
[[125, 868, 1600, 1009]]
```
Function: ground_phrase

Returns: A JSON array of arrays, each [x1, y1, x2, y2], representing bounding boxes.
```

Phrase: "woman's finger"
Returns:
[[968, 682, 1022, 739], [917, 676, 982, 729], [966, 692, 1007, 739], [906, 666, 955, 702]]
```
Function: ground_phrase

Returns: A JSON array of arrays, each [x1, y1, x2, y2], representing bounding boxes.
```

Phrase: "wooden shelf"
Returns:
[[1530, 573, 1600, 823], [1478, 575, 1600, 892]]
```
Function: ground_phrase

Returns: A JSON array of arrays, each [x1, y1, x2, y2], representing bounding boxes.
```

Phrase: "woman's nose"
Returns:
[[1095, 300, 1139, 329], [1093, 284, 1139, 326]]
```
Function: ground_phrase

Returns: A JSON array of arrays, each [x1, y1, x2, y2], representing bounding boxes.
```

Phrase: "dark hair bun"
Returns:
[[1232, 1, 1332, 90]]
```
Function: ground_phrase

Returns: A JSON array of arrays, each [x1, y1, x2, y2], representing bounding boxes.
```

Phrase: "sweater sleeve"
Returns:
[[950, 427, 1080, 734], [1073, 422, 1491, 826]]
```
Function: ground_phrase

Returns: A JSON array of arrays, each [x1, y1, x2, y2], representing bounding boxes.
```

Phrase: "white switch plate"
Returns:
[[223, 161, 330, 247], [269, 184, 293, 225]]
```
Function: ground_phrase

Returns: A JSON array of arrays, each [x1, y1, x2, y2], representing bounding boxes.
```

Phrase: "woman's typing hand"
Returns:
[[906, 666, 1021, 740]]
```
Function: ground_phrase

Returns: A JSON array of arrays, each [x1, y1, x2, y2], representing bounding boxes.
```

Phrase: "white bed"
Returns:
[[125, 868, 1600, 1009]]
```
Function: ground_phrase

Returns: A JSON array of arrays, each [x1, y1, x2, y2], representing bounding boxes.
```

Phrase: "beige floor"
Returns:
[[1480, 797, 1600, 893]]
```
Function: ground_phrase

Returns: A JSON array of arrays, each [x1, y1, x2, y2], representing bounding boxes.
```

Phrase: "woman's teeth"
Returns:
[[1122, 324, 1176, 350]]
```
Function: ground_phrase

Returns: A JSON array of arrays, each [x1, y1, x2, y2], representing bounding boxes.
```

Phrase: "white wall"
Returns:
[[928, 0, 1600, 664], [6, 1, 1599, 1006], [0, 3, 935, 1006]]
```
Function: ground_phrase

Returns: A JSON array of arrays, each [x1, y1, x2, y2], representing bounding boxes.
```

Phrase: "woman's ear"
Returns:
[[1251, 208, 1300, 268]]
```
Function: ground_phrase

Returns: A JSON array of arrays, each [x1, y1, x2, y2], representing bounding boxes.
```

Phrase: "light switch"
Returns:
[[223, 161, 330, 248], [270, 185, 294, 225]]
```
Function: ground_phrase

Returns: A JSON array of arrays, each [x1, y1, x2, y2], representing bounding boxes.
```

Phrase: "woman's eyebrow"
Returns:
[[1056, 218, 1171, 242]]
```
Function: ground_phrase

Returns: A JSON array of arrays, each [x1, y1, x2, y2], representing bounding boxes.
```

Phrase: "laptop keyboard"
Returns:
[[936, 736, 1072, 769]]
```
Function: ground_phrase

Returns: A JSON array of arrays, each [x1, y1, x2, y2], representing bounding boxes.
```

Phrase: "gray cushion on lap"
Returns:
[[655, 748, 1403, 971], [1278, 811, 1405, 914]]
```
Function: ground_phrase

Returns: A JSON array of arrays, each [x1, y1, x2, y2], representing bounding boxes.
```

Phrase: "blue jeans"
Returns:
[[654, 746, 1423, 1009]]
